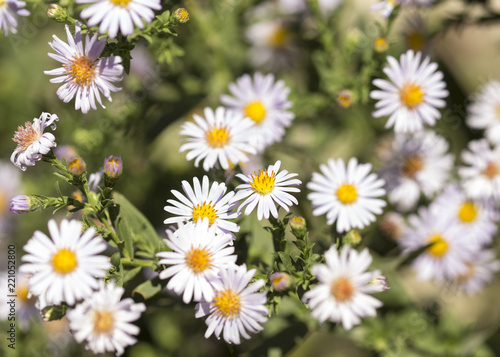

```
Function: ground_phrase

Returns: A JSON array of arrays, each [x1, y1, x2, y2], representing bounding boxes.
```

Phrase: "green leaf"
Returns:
[[277, 252, 295, 273], [123, 266, 142, 283], [133, 278, 163, 300], [41, 304, 67, 321]]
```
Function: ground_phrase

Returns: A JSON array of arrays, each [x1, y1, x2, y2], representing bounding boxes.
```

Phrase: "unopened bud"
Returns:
[[174, 8, 190, 23], [68, 156, 86, 176], [47, 4, 68, 22], [270, 272, 291, 292], [289, 216, 307, 239], [343, 230, 361, 246], [337, 90, 354, 108], [104, 156, 123, 179], [71, 190, 84, 203], [374, 37, 389, 53], [9, 195, 31, 214]]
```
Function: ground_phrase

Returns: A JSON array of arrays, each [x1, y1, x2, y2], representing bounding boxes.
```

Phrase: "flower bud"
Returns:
[[68, 157, 86, 176], [343, 230, 361, 246], [104, 156, 123, 179], [368, 274, 390, 293], [47, 4, 68, 22], [174, 8, 190, 23], [337, 90, 354, 108], [289, 216, 307, 239], [374, 37, 389, 53], [270, 272, 291, 292], [9, 195, 30, 214]]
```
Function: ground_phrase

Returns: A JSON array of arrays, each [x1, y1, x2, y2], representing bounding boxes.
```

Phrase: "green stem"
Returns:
[[121, 258, 153, 267]]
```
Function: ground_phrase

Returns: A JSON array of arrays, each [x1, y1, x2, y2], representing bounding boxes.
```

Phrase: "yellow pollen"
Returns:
[[244, 101, 266, 123], [206, 127, 230, 148], [12, 122, 41, 151], [250, 170, 276, 195], [16, 284, 32, 304], [110, 0, 131, 7], [427, 234, 448, 257], [93, 310, 114, 334], [0, 0, 5, 7], [192, 201, 218, 225], [336, 184, 358, 204], [269, 27, 289, 47], [407, 32, 425, 51], [65, 56, 96, 87], [331, 277, 354, 302], [185, 247, 211, 274], [213, 289, 240, 318], [400, 83, 424, 109], [52, 249, 78, 274], [482, 162, 499, 179], [402, 155, 424, 177], [458, 201, 477, 223]]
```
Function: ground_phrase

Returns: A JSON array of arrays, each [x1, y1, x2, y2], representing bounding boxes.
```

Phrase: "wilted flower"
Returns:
[[9, 195, 30, 214]]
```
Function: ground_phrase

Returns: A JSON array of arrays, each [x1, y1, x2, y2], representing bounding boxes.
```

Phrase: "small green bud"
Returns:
[[343, 230, 361, 246], [47, 4, 69, 22], [289, 216, 307, 238], [270, 272, 291, 292], [174, 8, 190, 23], [67, 156, 86, 176]]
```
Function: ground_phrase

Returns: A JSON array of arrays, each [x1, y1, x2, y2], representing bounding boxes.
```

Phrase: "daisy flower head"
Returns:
[[370, 0, 400, 18], [44, 21, 123, 114], [370, 49, 448, 132], [459, 139, 500, 200], [233, 160, 301, 221], [307, 158, 386, 233], [450, 249, 500, 295], [0, 271, 39, 330], [180, 107, 256, 171], [466, 80, 500, 145], [195, 264, 268, 345], [398, 206, 479, 283], [0, 0, 29, 36], [66, 280, 146, 356], [432, 184, 497, 246], [11, 112, 59, 171], [76, 0, 161, 39], [164, 175, 240, 237], [220, 72, 295, 151], [378, 130, 454, 211], [20, 219, 111, 306], [302, 245, 384, 330], [156, 219, 237, 304]]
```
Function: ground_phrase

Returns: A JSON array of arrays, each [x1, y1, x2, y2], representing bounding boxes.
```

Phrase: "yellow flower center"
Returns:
[[482, 162, 499, 179], [12, 122, 41, 151], [17, 284, 32, 304], [250, 169, 276, 195], [269, 27, 289, 47], [52, 249, 78, 274], [213, 289, 240, 318], [192, 201, 218, 225], [206, 127, 230, 148], [336, 184, 358, 204], [244, 101, 267, 123], [407, 32, 425, 52], [93, 310, 114, 334], [330, 277, 354, 302], [0, 191, 6, 215], [427, 234, 448, 257], [65, 56, 96, 87], [374, 37, 389, 52], [400, 83, 424, 109], [458, 201, 477, 223], [109, 0, 131, 7], [402, 155, 424, 177], [185, 247, 211, 274], [337, 90, 354, 108], [496, 103, 500, 120]]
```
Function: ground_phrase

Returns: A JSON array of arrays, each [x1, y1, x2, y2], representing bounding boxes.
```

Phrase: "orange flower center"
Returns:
[[65, 56, 96, 87], [330, 277, 354, 302], [12, 122, 41, 151]]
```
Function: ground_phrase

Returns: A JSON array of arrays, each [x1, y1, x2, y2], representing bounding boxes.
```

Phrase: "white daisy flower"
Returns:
[[378, 130, 454, 211], [451, 249, 500, 295], [10, 112, 59, 171], [233, 160, 301, 221], [459, 139, 500, 200], [157, 219, 237, 304], [195, 264, 268, 345], [76, 0, 161, 39], [0, 271, 39, 330], [164, 175, 240, 237], [44, 22, 123, 114], [370, 49, 448, 132], [180, 107, 256, 171], [307, 158, 386, 233], [20, 219, 111, 306], [370, 0, 399, 18], [398, 207, 479, 283], [0, 0, 29, 36], [66, 280, 146, 356], [466, 81, 500, 145], [220, 72, 295, 151], [302, 245, 384, 330], [432, 184, 497, 247]]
